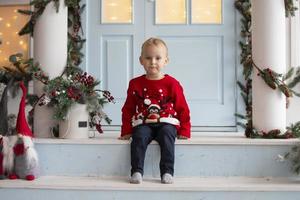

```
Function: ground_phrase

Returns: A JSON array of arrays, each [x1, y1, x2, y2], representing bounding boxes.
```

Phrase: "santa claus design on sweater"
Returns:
[[132, 87, 179, 127]]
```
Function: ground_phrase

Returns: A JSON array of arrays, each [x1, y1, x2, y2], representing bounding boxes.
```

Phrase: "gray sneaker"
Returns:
[[130, 172, 142, 184], [161, 173, 173, 184]]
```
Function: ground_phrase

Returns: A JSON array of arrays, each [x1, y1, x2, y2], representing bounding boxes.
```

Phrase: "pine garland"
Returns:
[[285, 0, 299, 17], [235, 0, 300, 138], [235, 0, 254, 137]]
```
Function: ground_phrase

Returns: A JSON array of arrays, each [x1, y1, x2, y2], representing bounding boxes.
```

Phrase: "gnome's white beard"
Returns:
[[4, 135, 18, 173], [2, 136, 9, 171], [22, 135, 38, 165]]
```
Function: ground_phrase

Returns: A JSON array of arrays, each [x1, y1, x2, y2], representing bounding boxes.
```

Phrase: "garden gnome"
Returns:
[[11, 81, 39, 181]]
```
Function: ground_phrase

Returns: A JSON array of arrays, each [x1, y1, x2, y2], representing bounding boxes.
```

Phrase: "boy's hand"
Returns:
[[177, 135, 188, 140], [118, 134, 132, 140]]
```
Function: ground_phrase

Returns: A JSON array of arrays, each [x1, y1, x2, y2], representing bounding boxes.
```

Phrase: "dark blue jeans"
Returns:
[[130, 123, 177, 177]]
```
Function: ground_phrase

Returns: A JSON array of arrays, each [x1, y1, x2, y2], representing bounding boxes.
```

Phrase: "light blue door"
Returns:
[[87, 0, 237, 131]]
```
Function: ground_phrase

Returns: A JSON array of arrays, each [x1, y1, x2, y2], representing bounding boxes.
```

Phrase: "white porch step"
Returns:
[[1, 176, 300, 200], [34, 133, 300, 177]]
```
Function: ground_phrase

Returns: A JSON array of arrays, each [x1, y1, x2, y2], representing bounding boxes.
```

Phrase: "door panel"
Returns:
[[102, 36, 133, 99], [163, 36, 223, 103], [145, 0, 236, 127], [87, 0, 144, 128]]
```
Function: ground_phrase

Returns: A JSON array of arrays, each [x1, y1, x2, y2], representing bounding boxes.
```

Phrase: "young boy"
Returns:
[[119, 38, 191, 184]]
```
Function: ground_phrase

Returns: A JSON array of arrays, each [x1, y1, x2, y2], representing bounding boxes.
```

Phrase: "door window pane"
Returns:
[[156, 0, 186, 24], [102, 0, 133, 23], [192, 0, 222, 24], [0, 5, 30, 67]]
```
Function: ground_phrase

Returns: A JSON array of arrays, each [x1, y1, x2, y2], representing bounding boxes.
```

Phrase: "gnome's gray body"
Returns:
[[0, 80, 15, 136], [0, 80, 16, 179], [0, 137, 4, 179], [0, 135, 15, 179]]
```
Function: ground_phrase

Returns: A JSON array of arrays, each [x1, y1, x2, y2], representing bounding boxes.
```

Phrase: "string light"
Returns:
[[0, 5, 30, 66], [22, 44, 27, 50]]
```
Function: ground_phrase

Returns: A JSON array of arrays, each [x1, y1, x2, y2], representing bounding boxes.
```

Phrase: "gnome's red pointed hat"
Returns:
[[16, 82, 33, 137]]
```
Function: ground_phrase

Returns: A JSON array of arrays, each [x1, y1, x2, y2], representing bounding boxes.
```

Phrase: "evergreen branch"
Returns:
[[285, 0, 298, 17], [237, 122, 247, 129], [237, 81, 247, 93], [287, 75, 300, 88], [252, 62, 292, 97], [283, 67, 294, 81], [235, 113, 247, 120], [291, 89, 300, 97], [18, 9, 34, 15]]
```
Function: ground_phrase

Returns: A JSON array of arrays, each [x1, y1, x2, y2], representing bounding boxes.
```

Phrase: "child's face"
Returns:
[[139, 44, 169, 79]]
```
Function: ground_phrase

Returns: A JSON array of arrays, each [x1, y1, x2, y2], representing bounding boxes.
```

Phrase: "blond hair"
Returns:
[[141, 37, 168, 56]]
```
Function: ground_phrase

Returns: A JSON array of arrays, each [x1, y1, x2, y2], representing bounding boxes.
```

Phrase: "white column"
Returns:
[[252, 0, 286, 132], [33, 0, 68, 137]]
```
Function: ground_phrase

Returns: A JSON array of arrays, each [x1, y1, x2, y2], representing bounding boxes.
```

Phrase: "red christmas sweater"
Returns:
[[121, 74, 191, 138]]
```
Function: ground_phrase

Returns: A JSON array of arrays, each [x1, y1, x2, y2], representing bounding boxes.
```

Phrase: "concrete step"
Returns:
[[1, 176, 300, 200], [34, 133, 300, 177]]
